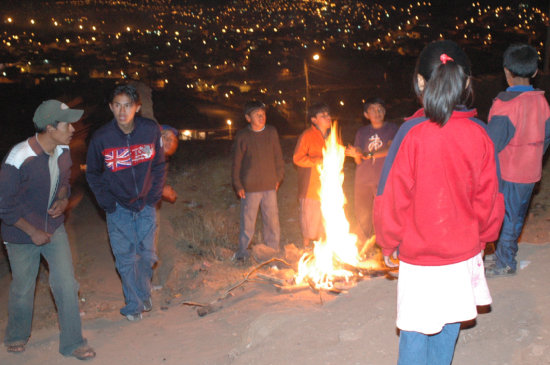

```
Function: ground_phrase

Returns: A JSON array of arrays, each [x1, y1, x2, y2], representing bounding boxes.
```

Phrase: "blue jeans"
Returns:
[[495, 180, 535, 271], [398, 323, 460, 365], [107, 204, 157, 316], [236, 190, 280, 259], [4, 225, 86, 356]]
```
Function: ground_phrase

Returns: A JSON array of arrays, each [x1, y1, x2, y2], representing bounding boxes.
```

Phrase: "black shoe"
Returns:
[[484, 253, 496, 263], [485, 264, 516, 277], [143, 297, 153, 312], [231, 253, 250, 266]]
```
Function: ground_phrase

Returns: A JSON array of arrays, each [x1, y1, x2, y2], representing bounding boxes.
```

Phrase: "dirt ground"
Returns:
[[1, 121, 550, 365]]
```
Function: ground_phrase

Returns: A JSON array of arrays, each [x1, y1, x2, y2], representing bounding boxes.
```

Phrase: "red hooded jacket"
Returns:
[[374, 109, 504, 266]]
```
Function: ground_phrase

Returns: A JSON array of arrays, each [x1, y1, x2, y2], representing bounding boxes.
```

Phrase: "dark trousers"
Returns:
[[494, 180, 535, 271]]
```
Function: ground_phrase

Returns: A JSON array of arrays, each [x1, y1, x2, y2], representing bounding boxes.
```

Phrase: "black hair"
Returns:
[[363, 97, 385, 113], [413, 40, 473, 126], [308, 102, 330, 123], [503, 43, 539, 78], [109, 84, 141, 104], [243, 100, 266, 116], [35, 120, 60, 133]]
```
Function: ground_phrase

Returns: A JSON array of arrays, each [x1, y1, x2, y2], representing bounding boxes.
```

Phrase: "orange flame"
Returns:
[[295, 122, 378, 290]]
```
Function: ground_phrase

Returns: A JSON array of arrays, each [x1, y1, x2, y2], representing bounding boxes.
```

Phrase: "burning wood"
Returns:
[[181, 123, 392, 317], [294, 122, 385, 290], [182, 248, 390, 317], [182, 258, 292, 316]]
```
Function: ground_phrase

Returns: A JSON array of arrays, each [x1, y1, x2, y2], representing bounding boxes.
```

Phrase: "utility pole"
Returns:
[[303, 53, 320, 128], [304, 59, 310, 128]]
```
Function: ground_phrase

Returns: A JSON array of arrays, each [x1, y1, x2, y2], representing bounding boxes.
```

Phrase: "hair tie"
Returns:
[[440, 53, 454, 64]]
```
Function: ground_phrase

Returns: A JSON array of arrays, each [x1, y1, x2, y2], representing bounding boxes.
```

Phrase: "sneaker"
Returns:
[[69, 345, 96, 361], [485, 264, 516, 278], [484, 253, 496, 263], [232, 254, 251, 267], [143, 298, 153, 312], [125, 313, 142, 321], [231, 252, 249, 262]]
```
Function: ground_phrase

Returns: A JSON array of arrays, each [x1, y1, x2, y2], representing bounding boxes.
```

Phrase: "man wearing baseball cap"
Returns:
[[0, 100, 95, 360]]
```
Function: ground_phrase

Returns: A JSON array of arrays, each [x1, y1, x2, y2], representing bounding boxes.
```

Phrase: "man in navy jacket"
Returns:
[[86, 84, 165, 321]]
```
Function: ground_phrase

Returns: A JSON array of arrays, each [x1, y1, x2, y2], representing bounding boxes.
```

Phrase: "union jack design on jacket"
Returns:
[[103, 144, 155, 172], [86, 116, 165, 213]]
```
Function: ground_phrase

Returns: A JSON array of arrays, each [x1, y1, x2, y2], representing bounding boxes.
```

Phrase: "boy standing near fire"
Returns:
[[293, 102, 332, 248], [485, 43, 550, 277], [231, 100, 284, 262], [86, 84, 165, 321], [345, 97, 398, 242]]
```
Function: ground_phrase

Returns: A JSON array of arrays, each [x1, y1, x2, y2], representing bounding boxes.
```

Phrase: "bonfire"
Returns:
[[295, 122, 382, 290], [183, 122, 389, 316]]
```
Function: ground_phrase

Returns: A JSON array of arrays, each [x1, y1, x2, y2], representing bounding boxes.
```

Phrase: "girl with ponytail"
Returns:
[[374, 40, 505, 364]]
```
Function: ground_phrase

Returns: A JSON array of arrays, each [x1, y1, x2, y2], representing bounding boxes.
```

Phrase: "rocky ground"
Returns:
[[0, 134, 549, 365], [1, 74, 550, 364]]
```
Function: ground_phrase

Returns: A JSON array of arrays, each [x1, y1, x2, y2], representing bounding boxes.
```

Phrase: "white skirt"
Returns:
[[396, 252, 491, 335]]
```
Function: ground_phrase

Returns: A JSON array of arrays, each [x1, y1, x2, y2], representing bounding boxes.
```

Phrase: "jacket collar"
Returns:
[[405, 107, 477, 121], [506, 85, 534, 92], [111, 117, 142, 136], [29, 135, 45, 155], [311, 123, 331, 139]]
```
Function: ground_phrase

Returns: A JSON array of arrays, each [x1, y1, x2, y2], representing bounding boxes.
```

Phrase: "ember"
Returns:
[[295, 122, 381, 290]]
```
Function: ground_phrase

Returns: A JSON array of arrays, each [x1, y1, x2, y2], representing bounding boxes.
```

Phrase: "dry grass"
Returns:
[[165, 133, 362, 258], [154, 126, 379, 302], [169, 155, 241, 256]]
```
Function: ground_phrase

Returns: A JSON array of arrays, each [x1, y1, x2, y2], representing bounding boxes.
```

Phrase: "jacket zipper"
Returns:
[[128, 135, 140, 200]]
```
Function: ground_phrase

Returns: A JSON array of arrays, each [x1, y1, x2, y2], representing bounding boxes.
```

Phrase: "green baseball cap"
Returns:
[[33, 100, 84, 128]]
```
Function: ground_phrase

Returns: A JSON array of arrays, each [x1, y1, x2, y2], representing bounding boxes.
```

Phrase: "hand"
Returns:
[[275, 182, 280, 191], [237, 189, 246, 199], [162, 185, 178, 203], [48, 198, 68, 218], [30, 228, 52, 246], [345, 145, 361, 158], [383, 251, 399, 268]]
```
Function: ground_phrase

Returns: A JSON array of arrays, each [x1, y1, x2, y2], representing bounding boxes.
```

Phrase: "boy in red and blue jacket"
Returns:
[[485, 43, 550, 277]]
